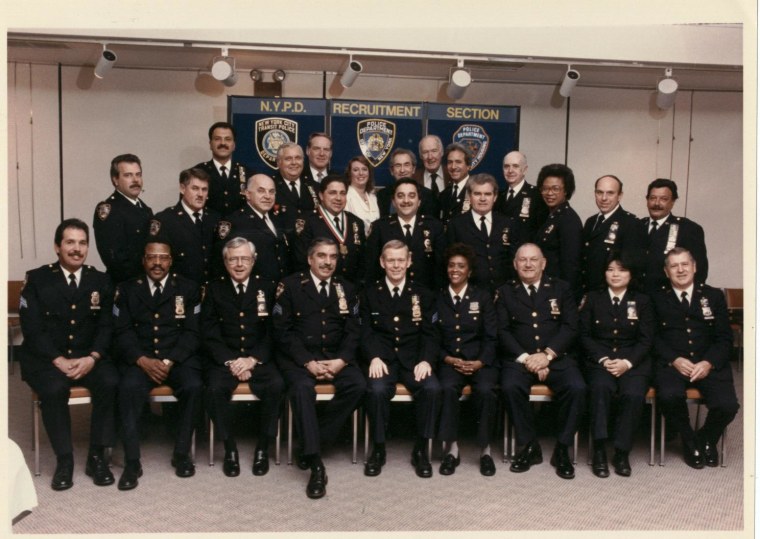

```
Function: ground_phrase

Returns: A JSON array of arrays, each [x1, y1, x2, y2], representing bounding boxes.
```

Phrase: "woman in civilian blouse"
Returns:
[[435, 243, 499, 477], [579, 252, 654, 478], [344, 155, 380, 235]]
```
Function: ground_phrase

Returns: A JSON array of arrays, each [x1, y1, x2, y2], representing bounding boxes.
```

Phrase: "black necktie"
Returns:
[[68, 273, 77, 290], [528, 284, 537, 306], [612, 296, 621, 315], [430, 173, 439, 195], [220, 165, 228, 180], [237, 283, 245, 296], [403, 224, 412, 240], [680, 291, 689, 309], [649, 221, 659, 238], [480, 215, 488, 239], [453, 294, 461, 306], [592, 214, 604, 232], [153, 281, 162, 299], [319, 280, 328, 298], [289, 181, 299, 198], [193, 211, 203, 230], [506, 188, 515, 204], [451, 184, 459, 202], [393, 286, 400, 299], [334, 216, 343, 234]]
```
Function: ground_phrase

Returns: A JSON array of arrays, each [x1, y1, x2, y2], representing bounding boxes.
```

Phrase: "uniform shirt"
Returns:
[[93, 190, 153, 284], [435, 284, 497, 365], [19, 263, 114, 375], [194, 159, 248, 215]]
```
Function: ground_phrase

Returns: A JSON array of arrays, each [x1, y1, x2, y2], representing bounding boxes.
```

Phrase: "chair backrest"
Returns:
[[8, 281, 24, 316], [724, 288, 743, 310]]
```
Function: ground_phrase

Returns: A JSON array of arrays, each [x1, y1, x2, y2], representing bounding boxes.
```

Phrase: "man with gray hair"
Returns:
[[415, 135, 447, 195], [271, 142, 319, 234], [377, 148, 440, 219], [202, 237, 285, 477], [494, 150, 544, 238]]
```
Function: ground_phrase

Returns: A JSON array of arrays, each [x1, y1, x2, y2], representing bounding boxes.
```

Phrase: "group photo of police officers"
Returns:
[[18, 121, 739, 501]]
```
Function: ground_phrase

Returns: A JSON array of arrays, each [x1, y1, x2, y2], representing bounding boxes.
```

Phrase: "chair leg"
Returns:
[[720, 427, 727, 467], [649, 399, 656, 466], [287, 401, 293, 465], [33, 399, 41, 476], [191, 430, 196, 463], [275, 414, 281, 466], [208, 416, 214, 466], [352, 408, 358, 464], [659, 412, 665, 466], [572, 431, 578, 465], [587, 431, 593, 465]]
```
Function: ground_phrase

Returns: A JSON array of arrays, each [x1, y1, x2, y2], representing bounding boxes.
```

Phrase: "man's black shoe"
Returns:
[[364, 448, 386, 477], [703, 440, 719, 467], [480, 455, 496, 476], [591, 447, 609, 478], [117, 461, 142, 491], [306, 463, 328, 499], [296, 453, 309, 470], [683, 441, 705, 469], [171, 454, 196, 478], [51, 460, 74, 491], [85, 454, 115, 486], [439, 453, 460, 476], [252, 448, 269, 476], [612, 449, 632, 477], [550, 444, 575, 479], [509, 440, 542, 473], [223, 450, 240, 477], [411, 447, 433, 478]]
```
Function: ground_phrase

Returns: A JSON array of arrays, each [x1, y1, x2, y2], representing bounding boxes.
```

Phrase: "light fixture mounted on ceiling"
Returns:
[[211, 47, 237, 87], [93, 44, 117, 79], [249, 69, 262, 82], [273, 69, 286, 82], [340, 54, 363, 88], [446, 59, 471, 100], [559, 66, 580, 98], [656, 67, 679, 109]]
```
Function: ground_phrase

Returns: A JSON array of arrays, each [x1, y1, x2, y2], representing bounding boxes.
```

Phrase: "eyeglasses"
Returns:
[[226, 256, 254, 265], [540, 186, 564, 194], [144, 254, 171, 262]]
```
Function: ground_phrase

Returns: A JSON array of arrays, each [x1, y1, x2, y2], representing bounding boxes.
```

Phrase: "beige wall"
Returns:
[[7, 63, 743, 287]]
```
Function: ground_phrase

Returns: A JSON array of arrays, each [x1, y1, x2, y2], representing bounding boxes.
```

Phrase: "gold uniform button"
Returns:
[[153, 338, 159, 343], [321, 334, 326, 339], [67, 349, 72, 354], [456, 337, 461, 342], [686, 329, 691, 333], [241, 336, 246, 341], [393, 316, 399, 322], [154, 350, 160, 355], [153, 326, 159, 331], [533, 323, 538, 328], [455, 314, 460, 319], [239, 312, 245, 317], [321, 309, 326, 314], [240, 324, 245, 329], [68, 335, 74, 340], [70, 320, 76, 325], [71, 304, 76, 309], [154, 314, 160, 319], [613, 330, 618, 335], [532, 312, 538, 317], [612, 347, 618, 352], [455, 325, 460, 330], [394, 347, 399, 352], [534, 335, 540, 341]]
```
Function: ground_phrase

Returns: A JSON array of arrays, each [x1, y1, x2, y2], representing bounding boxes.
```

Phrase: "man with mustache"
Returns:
[[148, 168, 220, 284], [439, 143, 473, 224], [93, 153, 153, 285], [272, 238, 366, 498], [195, 122, 249, 215], [113, 239, 204, 490], [640, 179, 709, 292], [19, 219, 119, 491]]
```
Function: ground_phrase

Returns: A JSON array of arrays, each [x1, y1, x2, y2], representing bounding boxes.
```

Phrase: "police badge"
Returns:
[[353, 222, 361, 245], [462, 195, 471, 213], [604, 222, 619, 244], [335, 283, 349, 314], [96, 203, 111, 221], [255, 117, 298, 170], [411, 294, 422, 322], [423, 229, 432, 252], [149, 219, 161, 236], [175, 296, 186, 318], [664, 223, 679, 254], [549, 298, 561, 315], [452, 124, 490, 168], [501, 227, 510, 246], [90, 291, 101, 310], [700, 297, 714, 319], [519, 197, 531, 219], [357, 119, 396, 167], [256, 289, 268, 316], [626, 301, 638, 320], [295, 219, 305, 235]]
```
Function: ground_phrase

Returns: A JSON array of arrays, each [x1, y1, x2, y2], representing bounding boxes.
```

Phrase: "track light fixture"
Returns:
[[93, 44, 117, 79], [446, 59, 471, 100], [273, 69, 286, 82], [211, 47, 237, 86], [656, 67, 678, 109], [340, 55, 363, 88], [559, 66, 580, 98], [249, 69, 262, 82]]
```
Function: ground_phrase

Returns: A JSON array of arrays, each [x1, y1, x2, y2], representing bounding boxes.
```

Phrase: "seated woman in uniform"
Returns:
[[435, 243, 499, 476], [579, 251, 654, 478]]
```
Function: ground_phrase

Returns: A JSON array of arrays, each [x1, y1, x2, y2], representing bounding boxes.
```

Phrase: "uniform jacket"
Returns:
[[19, 263, 114, 376], [365, 214, 446, 289], [651, 283, 732, 372], [495, 276, 578, 369], [271, 172, 320, 234], [494, 182, 546, 240], [272, 273, 359, 366], [150, 201, 220, 284], [359, 280, 438, 370], [579, 288, 653, 369], [93, 190, 153, 284], [581, 206, 645, 292], [113, 273, 201, 366], [536, 201, 583, 296], [439, 181, 470, 224], [201, 275, 274, 366], [446, 211, 525, 291], [640, 214, 709, 291], [434, 285, 497, 366], [195, 160, 248, 216]]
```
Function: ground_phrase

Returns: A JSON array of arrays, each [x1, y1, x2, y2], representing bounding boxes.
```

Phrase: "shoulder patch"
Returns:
[[96, 203, 111, 221], [218, 221, 232, 240], [149, 219, 161, 236], [275, 282, 285, 299]]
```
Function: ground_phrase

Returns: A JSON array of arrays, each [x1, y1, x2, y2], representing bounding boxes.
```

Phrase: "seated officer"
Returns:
[[653, 247, 739, 468], [272, 237, 366, 499], [495, 243, 586, 479], [202, 237, 285, 477], [361, 240, 441, 478], [113, 239, 204, 490], [19, 218, 119, 490]]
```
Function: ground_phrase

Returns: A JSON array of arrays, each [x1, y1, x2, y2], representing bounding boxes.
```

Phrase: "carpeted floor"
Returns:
[[7, 358, 747, 535]]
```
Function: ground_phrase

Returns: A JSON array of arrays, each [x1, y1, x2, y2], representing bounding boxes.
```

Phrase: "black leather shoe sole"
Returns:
[[117, 466, 143, 491], [306, 470, 328, 499], [85, 460, 115, 486], [223, 457, 240, 477], [550, 453, 575, 479], [252, 450, 269, 476], [171, 456, 196, 478], [364, 453, 385, 477], [411, 451, 433, 478]]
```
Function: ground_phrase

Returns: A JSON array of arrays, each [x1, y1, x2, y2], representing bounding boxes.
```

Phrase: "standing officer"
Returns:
[[271, 142, 320, 234], [640, 179, 709, 292], [496, 243, 586, 479], [19, 218, 119, 490], [653, 247, 738, 468], [447, 173, 525, 292], [292, 175, 367, 285], [414, 135, 447, 195], [361, 240, 441, 478], [494, 150, 544, 239], [376, 148, 440, 219], [202, 237, 285, 477], [439, 143, 472, 225], [581, 175, 645, 293], [194, 121, 248, 215], [304, 132, 333, 183], [93, 153, 153, 285], [149, 167, 220, 284], [365, 178, 446, 290], [216, 173, 291, 286], [272, 238, 366, 499], [113, 239, 204, 490]]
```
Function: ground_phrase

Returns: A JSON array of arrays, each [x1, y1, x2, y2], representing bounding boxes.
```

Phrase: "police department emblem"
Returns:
[[357, 119, 396, 167], [96, 203, 111, 221], [452, 124, 490, 168], [255, 117, 298, 170]]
